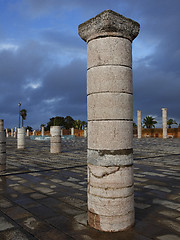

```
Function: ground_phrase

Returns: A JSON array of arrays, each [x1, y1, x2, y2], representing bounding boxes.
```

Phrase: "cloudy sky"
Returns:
[[0, 0, 180, 129]]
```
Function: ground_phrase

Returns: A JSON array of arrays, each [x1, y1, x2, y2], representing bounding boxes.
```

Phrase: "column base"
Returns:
[[88, 210, 134, 232]]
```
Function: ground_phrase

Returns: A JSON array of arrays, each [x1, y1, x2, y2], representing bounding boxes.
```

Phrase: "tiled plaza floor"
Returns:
[[0, 137, 180, 239]]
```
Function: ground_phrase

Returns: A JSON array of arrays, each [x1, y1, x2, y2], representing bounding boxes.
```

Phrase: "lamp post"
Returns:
[[18, 102, 21, 128]]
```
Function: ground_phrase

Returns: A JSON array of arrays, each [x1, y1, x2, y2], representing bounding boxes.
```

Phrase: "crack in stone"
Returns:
[[89, 166, 120, 178]]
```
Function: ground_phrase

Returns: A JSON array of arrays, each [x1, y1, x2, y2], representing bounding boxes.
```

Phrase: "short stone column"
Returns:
[[84, 127, 87, 138], [137, 110, 142, 139], [17, 128, 25, 149], [41, 127, 44, 136], [0, 120, 6, 172], [71, 127, 74, 135], [50, 126, 61, 153], [33, 130, 36, 136], [162, 108, 167, 139], [11, 128, 14, 137], [27, 129, 30, 137], [79, 10, 140, 232]]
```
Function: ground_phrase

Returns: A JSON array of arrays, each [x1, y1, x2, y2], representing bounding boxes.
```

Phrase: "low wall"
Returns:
[[134, 127, 180, 138]]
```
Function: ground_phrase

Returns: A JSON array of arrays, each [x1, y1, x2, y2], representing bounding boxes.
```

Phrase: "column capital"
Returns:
[[78, 9, 140, 43]]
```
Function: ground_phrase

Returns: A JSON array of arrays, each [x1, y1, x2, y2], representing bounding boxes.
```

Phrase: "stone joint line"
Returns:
[[88, 191, 134, 199], [88, 119, 133, 122], [87, 35, 133, 44], [88, 209, 134, 217], [87, 91, 133, 96], [87, 64, 132, 71]]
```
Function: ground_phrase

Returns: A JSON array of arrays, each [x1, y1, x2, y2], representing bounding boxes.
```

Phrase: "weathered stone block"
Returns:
[[88, 120, 133, 150], [87, 66, 132, 95], [87, 149, 133, 166], [88, 164, 133, 188], [88, 93, 133, 120], [87, 37, 132, 69]]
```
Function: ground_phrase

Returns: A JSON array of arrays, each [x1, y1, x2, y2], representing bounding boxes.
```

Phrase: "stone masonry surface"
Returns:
[[79, 9, 140, 231], [0, 137, 179, 239]]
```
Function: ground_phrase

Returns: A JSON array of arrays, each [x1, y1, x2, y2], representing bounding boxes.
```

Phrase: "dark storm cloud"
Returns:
[[1, 0, 180, 128], [28, 59, 87, 112], [131, 0, 180, 124], [40, 29, 85, 55]]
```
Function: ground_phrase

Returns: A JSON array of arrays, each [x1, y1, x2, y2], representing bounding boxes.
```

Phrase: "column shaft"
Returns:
[[50, 126, 61, 153], [137, 110, 142, 138], [0, 120, 6, 172], [162, 108, 167, 139], [79, 10, 140, 232], [41, 127, 44, 136], [17, 128, 25, 149], [11, 128, 14, 137], [27, 129, 30, 137], [71, 128, 74, 135]]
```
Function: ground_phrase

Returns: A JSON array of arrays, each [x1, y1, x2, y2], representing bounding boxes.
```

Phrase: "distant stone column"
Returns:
[[84, 127, 87, 138], [71, 127, 74, 136], [17, 128, 25, 149], [11, 128, 14, 137], [5, 129, 8, 138], [60, 129, 63, 136], [41, 127, 44, 136], [79, 10, 140, 232], [27, 129, 29, 137], [50, 126, 61, 153], [137, 110, 142, 138], [0, 120, 6, 172], [14, 127, 17, 138], [33, 130, 36, 136], [162, 108, 167, 139]]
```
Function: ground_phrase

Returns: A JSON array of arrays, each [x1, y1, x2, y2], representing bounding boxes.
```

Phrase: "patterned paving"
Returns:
[[0, 137, 179, 239]]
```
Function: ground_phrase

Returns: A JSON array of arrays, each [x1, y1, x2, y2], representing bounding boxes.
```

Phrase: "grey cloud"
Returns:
[[2, 0, 180, 128]]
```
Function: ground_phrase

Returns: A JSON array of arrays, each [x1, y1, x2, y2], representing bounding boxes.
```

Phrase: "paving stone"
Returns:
[[0, 198, 13, 208], [0, 229, 35, 240], [2, 206, 32, 220], [158, 219, 180, 233], [0, 216, 14, 231], [157, 234, 180, 240], [0, 137, 179, 239]]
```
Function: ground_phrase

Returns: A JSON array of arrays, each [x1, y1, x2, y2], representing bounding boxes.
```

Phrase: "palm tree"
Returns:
[[143, 116, 157, 128], [20, 109, 27, 127], [81, 121, 87, 129], [74, 120, 82, 130], [167, 119, 177, 128]]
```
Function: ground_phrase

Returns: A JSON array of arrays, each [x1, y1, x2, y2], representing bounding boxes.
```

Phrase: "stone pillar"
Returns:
[[11, 128, 14, 137], [5, 129, 8, 138], [71, 127, 74, 136], [60, 129, 63, 136], [17, 127, 25, 149], [84, 127, 87, 138], [79, 10, 140, 232], [41, 127, 44, 136], [162, 108, 167, 139], [0, 120, 6, 172], [33, 130, 36, 136], [137, 110, 142, 139], [27, 129, 30, 137], [14, 127, 17, 138], [50, 126, 61, 153]]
